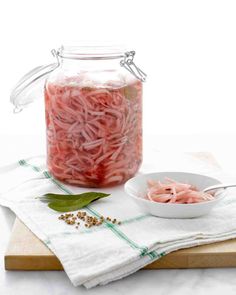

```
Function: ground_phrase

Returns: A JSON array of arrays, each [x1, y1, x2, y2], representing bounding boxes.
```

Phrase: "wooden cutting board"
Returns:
[[4, 152, 236, 270], [5, 218, 236, 270]]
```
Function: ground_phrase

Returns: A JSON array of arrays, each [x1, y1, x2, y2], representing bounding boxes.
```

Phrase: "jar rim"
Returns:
[[57, 44, 126, 60]]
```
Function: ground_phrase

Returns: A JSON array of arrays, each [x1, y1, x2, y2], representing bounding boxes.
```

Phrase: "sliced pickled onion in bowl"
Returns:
[[146, 178, 215, 204]]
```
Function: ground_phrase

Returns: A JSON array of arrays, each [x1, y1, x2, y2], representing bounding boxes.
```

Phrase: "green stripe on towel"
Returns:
[[19, 159, 41, 172]]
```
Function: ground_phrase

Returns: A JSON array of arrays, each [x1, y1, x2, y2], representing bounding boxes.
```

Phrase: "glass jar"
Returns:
[[11, 44, 146, 187]]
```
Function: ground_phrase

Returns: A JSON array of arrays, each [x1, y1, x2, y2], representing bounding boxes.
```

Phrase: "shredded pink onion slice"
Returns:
[[45, 77, 142, 187], [146, 178, 215, 204]]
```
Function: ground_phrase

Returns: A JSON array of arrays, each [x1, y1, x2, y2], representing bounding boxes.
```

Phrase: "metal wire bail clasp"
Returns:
[[120, 51, 147, 82], [51, 49, 60, 66]]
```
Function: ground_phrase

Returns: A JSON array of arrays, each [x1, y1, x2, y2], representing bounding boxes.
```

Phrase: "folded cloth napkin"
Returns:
[[1, 152, 236, 288]]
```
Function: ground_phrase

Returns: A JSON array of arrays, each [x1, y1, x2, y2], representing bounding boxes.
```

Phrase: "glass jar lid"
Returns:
[[57, 44, 126, 60], [10, 44, 146, 111], [10, 62, 58, 112]]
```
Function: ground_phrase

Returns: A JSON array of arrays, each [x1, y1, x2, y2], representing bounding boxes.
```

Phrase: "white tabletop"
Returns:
[[1, 134, 236, 295]]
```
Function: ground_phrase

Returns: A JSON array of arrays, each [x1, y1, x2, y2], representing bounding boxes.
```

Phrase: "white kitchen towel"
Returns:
[[1, 152, 236, 288]]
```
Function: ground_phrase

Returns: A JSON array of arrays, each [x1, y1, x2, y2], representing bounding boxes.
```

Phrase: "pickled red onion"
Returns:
[[45, 78, 142, 187], [146, 178, 215, 204]]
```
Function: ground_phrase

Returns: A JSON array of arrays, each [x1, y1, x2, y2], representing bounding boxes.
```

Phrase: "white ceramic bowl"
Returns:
[[124, 172, 226, 218]]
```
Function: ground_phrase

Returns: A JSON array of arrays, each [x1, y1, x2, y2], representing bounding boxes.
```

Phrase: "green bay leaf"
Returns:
[[39, 192, 110, 212], [123, 85, 138, 100], [40, 192, 109, 202]]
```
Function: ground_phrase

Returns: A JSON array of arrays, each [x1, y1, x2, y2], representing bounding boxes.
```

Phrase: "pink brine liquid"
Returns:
[[44, 78, 142, 187]]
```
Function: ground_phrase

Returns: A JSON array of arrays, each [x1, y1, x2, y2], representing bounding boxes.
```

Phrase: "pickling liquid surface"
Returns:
[[45, 77, 142, 187]]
